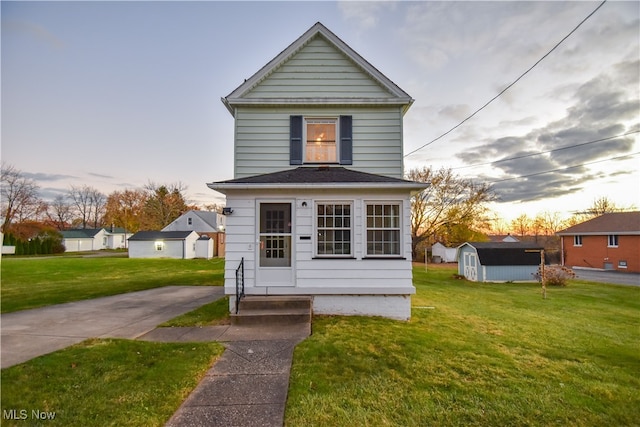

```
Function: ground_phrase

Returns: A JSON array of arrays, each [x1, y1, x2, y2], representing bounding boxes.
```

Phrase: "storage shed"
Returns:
[[128, 231, 199, 259], [457, 242, 543, 282]]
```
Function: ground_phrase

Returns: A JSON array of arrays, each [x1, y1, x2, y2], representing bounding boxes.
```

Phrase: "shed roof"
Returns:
[[460, 242, 544, 266], [128, 231, 196, 241], [556, 211, 640, 235], [207, 166, 427, 193]]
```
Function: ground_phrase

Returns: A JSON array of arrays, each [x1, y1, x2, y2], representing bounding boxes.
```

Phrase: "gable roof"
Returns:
[[61, 229, 104, 239], [557, 211, 640, 235], [458, 242, 544, 266], [128, 231, 197, 241], [222, 22, 413, 115], [207, 166, 427, 193], [191, 210, 220, 228]]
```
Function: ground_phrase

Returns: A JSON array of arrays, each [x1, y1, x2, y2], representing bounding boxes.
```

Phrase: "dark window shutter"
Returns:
[[290, 115, 303, 165], [339, 115, 353, 165]]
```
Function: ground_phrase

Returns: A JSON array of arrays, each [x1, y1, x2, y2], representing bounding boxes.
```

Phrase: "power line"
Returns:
[[452, 130, 639, 170], [489, 151, 639, 184], [404, 0, 608, 159]]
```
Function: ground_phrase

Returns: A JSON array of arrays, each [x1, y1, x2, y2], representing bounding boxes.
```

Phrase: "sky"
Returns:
[[2, 1, 639, 222]]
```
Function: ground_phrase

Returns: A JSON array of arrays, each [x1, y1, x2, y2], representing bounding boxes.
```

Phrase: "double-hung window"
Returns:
[[366, 203, 401, 256], [290, 115, 352, 165], [574, 235, 582, 246], [608, 235, 619, 247], [305, 119, 337, 163], [316, 203, 352, 257]]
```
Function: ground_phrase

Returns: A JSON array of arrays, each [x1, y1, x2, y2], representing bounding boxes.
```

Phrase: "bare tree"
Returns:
[[46, 195, 74, 230], [510, 213, 532, 237], [1, 163, 42, 233], [68, 185, 95, 229], [407, 166, 495, 258], [89, 188, 107, 228]]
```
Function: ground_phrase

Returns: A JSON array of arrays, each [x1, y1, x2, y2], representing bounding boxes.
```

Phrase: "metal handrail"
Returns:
[[235, 257, 245, 314]]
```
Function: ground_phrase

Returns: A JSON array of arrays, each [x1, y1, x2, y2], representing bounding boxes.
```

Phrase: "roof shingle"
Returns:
[[557, 212, 640, 235]]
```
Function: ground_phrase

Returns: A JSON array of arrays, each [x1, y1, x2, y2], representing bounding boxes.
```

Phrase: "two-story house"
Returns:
[[207, 23, 426, 320]]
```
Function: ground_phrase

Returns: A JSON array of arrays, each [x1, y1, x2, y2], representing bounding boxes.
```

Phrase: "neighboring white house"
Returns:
[[61, 228, 108, 252], [104, 226, 131, 249], [128, 231, 199, 259], [162, 210, 226, 233], [207, 23, 426, 320], [162, 210, 226, 256], [431, 242, 457, 263]]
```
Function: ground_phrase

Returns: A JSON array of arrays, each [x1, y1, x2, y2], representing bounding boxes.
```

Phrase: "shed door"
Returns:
[[464, 252, 478, 281], [257, 202, 294, 287]]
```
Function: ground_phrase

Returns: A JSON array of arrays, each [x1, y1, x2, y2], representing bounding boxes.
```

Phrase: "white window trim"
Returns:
[[304, 117, 339, 164], [607, 234, 619, 248], [314, 200, 354, 258], [573, 235, 582, 246], [364, 201, 403, 258]]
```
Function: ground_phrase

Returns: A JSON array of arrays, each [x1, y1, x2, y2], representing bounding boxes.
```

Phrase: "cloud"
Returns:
[[337, 1, 398, 31], [3, 20, 64, 49], [24, 172, 76, 182], [456, 61, 639, 204]]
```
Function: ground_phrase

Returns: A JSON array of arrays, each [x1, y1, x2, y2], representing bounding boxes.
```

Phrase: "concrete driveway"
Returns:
[[1, 286, 224, 369], [573, 268, 640, 287]]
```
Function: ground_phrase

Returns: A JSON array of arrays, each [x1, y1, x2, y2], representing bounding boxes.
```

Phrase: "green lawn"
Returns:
[[1, 339, 224, 427], [2, 263, 638, 426], [0, 257, 224, 313], [286, 266, 640, 426]]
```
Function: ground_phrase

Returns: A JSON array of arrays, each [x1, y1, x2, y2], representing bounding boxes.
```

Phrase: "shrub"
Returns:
[[535, 265, 576, 287]]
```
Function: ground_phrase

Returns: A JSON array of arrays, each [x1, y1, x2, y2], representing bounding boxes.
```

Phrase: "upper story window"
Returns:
[[608, 235, 619, 247], [305, 119, 337, 163], [290, 115, 352, 166], [574, 235, 582, 246], [188, 217, 193, 226]]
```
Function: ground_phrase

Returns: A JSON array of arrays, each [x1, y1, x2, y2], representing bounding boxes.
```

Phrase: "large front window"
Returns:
[[366, 203, 401, 256], [305, 119, 337, 163], [317, 203, 352, 256]]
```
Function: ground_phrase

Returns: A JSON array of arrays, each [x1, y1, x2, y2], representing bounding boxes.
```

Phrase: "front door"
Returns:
[[257, 202, 294, 286]]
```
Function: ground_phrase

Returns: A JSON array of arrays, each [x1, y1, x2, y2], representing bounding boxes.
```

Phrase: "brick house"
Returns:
[[556, 211, 640, 273]]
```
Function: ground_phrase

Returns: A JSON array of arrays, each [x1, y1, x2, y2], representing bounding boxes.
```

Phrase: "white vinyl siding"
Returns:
[[222, 189, 414, 297], [233, 107, 403, 178], [245, 37, 392, 99]]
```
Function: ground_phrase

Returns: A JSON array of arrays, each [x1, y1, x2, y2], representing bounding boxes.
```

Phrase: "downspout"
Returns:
[[560, 236, 565, 266]]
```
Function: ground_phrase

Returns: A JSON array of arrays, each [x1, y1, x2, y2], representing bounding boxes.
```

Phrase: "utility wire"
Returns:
[[404, 0, 608, 159], [452, 130, 639, 170], [489, 151, 639, 184]]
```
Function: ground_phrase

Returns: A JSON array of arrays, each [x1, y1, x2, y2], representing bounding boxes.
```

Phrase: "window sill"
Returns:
[[313, 256, 356, 260], [363, 256, 406, 260]]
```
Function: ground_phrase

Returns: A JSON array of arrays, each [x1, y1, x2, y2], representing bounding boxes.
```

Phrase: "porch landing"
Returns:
[[231, 295, 312, 325]]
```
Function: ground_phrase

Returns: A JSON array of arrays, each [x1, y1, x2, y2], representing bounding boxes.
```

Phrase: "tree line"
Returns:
[[2, 162, 632, 258], [1, 163, 221, 252]]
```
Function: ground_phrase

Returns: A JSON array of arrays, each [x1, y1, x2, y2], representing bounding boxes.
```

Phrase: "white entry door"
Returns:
[[464, 252, 478, 281], [257, 202, 294, 287]]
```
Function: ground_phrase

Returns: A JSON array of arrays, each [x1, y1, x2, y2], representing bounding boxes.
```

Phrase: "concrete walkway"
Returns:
[[1, 286, 224, 368], [140, 323, 311, 427]]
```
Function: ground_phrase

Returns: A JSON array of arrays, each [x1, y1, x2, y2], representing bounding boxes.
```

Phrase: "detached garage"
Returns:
[[128, 231, 199, 259], [457, 242, 544, 282]]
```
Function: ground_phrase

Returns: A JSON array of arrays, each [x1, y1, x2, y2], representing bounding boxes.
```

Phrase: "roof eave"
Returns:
[[223, 97, 413, 108], [207, 181, 427, 194]]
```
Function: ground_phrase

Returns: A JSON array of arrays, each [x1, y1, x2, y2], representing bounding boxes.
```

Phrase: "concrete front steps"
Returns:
[[231, 296, 312, 325]]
